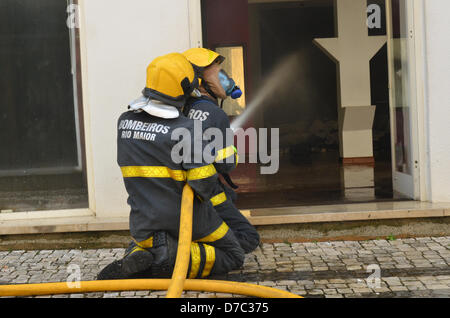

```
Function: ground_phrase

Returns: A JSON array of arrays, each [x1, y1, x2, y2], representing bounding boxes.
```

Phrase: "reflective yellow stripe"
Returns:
[[189, 243, 201, 278], [210, 192, 227, 207], [133, 236, 154, 249], [186, 164, 217, 181], [129, 246, 146, 256], [202, 244, 215, 278], [215, 146, 236, 162], [197, 222, 229, 243], [122, 165, 217, 182], [121, 166, 186, 182]]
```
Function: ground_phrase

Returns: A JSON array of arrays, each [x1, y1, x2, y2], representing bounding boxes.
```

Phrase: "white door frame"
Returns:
[[411, 0, 429, 202], [188, 0, 204, 49], [385, 0, 427, 201]]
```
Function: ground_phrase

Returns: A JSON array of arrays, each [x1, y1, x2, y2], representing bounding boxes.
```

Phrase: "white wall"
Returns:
[[79, 0, 201, 217], [423, 0, 450, 202]]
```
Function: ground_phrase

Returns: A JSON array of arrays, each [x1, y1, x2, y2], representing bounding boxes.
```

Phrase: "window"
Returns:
[[0, 0, 88, 212]]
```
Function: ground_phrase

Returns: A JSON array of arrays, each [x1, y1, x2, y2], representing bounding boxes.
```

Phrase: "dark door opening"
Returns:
[[202, 0, 401, 209]]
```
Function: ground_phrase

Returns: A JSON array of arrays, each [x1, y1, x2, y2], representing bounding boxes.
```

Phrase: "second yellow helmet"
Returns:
[[183, 48, 225, 68]]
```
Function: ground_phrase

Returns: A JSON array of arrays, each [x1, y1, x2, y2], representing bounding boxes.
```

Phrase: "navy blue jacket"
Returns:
[[183, 96, 238, 175], [117, 110, 227, 242]]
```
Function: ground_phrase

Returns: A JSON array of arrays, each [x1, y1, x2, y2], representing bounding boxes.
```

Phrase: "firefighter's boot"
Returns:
[[147, 231, 178, 278], [96, 246, 154, 280]]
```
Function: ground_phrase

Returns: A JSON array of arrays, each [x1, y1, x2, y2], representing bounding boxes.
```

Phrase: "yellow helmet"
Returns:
[[143, 53, 199, 108], [182, 48, 225, 68]]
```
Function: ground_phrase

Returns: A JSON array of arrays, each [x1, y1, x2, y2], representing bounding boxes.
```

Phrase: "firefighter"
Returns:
[[97, 53, 245, 280], [182, 48, 260, 254]]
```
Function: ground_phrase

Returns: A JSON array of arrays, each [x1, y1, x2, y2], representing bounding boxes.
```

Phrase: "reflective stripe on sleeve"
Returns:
[[215, 146, 236, 162], [210, 192, 227, 207]]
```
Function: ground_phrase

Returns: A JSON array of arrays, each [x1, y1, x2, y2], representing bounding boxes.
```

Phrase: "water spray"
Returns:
[[230, 54, 300, 132]]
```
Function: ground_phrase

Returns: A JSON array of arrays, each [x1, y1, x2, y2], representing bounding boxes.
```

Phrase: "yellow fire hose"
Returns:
[[166, 184, 194, 298], [0, 278, 300, 298], [0, 184, 302, 299]]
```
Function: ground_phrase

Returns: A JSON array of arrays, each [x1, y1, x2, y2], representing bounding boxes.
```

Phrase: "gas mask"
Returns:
[[218, 70, 242, 100], [202, 63, 242, 101]]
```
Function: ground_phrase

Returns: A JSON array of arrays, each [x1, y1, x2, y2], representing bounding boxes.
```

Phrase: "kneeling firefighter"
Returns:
[[182, 48, 260, 254], [97, 53, 245, 280]]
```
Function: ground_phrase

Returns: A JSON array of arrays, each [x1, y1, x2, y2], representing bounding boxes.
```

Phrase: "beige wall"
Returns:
[[423, 0, 450, 203], [79, 0, 202, 218]]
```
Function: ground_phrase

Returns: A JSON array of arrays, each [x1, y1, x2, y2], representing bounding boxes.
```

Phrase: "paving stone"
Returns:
[[425, 284, 449, 290], [323, 288, 338, 294], [390, 286, 408, 292], [308, 289, 324, 295], [336, 288, 354, 294], [372, 287, 391, 293], [277, 280, 297, 286], [352, 287, 372, 294]]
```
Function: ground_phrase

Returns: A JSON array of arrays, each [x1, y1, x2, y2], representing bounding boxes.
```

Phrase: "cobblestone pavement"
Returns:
[[0, 236, 449, 298]]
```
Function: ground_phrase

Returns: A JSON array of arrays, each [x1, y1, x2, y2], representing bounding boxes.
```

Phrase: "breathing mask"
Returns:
[[218, 70, 242, 100]]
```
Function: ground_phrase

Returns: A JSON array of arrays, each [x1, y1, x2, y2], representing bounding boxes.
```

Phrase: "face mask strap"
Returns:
[[202, 80, 218, 100]]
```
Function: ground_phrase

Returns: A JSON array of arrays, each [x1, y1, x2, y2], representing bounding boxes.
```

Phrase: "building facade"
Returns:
[[0, 0, 449, 235]]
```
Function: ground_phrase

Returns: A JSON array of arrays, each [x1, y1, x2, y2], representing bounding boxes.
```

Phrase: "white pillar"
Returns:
[[314, 0, 386, 160], [314, 0, 386, 199]]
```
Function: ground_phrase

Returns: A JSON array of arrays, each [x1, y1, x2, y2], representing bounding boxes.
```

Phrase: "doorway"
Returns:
[[201, 0, 419, 209]]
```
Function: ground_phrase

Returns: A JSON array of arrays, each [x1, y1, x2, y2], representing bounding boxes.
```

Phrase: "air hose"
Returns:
[[0, 184, 302, 299]]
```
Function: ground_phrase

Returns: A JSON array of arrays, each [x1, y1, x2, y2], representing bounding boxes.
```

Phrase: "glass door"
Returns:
[[386, 0, 420, 199]]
